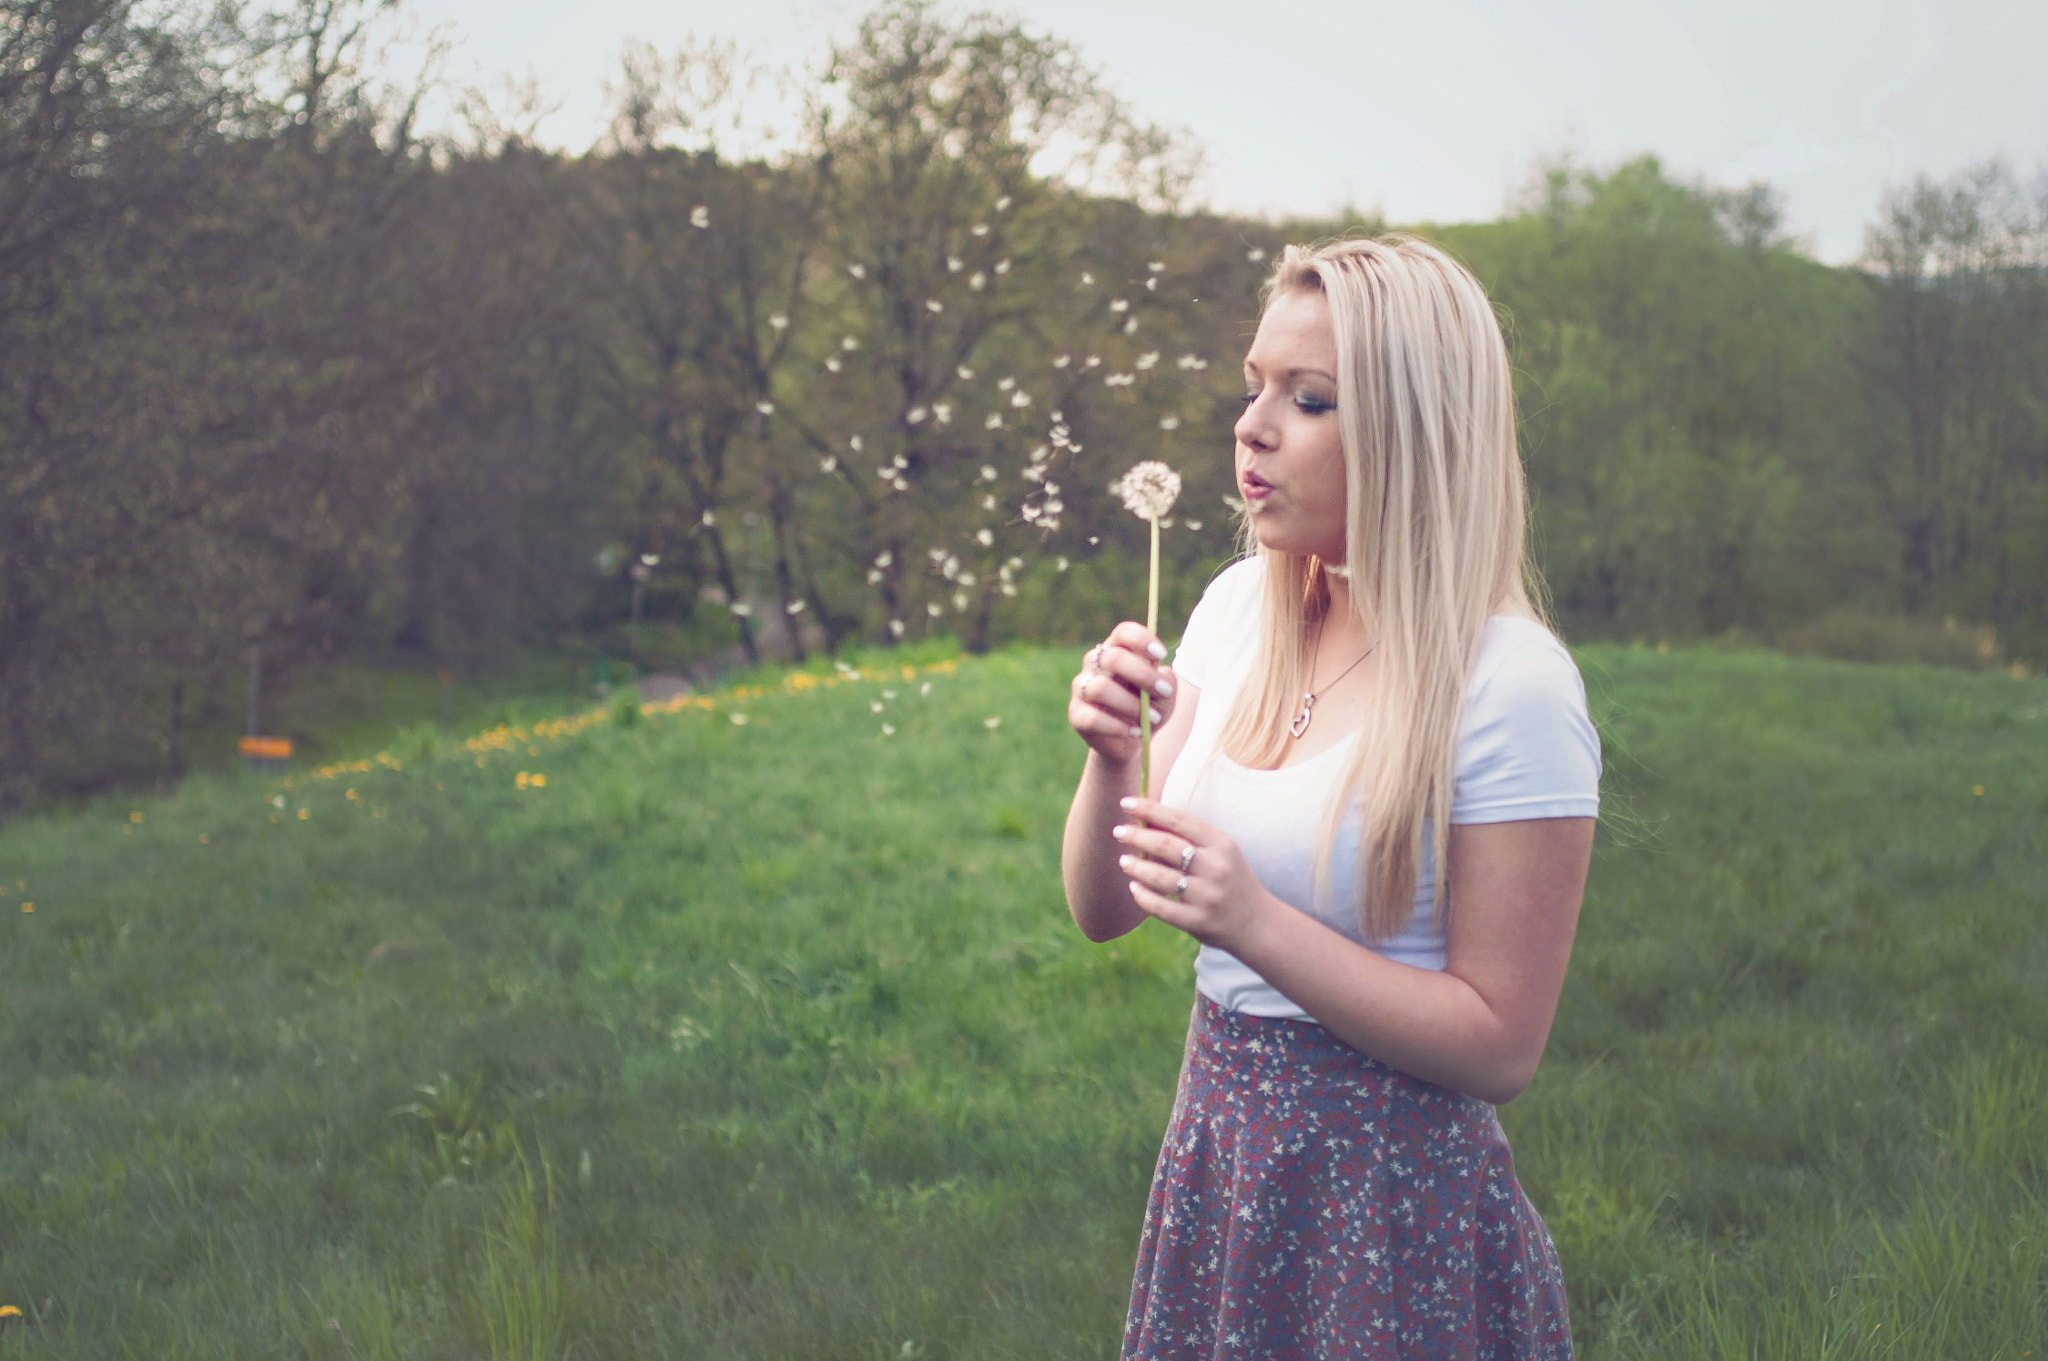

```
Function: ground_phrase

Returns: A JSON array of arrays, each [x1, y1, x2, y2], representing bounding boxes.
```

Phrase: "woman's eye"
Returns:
[[1295, 393, 1334, 415], [1239, 391, 1259, 408]]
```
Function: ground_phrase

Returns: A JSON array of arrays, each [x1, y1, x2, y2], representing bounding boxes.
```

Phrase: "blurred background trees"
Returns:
[[2, 0, 2043, 807]]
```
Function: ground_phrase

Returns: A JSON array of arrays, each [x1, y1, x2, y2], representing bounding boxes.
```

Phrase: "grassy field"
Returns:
[[1, 640, 2043, 1359]]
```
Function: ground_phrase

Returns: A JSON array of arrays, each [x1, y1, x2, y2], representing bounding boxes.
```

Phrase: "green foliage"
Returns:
[[1, 645, 2044, 1356]]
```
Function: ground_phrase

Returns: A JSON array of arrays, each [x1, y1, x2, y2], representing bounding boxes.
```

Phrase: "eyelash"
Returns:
[[1241, 390, 1335, 415]]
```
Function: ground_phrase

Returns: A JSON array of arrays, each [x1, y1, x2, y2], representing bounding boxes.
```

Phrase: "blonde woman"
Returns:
[[1063, 236, 1598, 1359]]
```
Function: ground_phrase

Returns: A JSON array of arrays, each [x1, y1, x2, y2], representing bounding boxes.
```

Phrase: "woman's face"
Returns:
[[1234, 288, 1349, 563]]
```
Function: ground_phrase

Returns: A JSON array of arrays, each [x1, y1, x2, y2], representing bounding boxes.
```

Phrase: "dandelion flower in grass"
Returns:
[[0, 1305, 21, 1319], [129, 811, 142, 823], [690, 205, 710, 228]]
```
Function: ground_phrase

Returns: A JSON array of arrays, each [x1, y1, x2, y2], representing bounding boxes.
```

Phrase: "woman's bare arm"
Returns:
[[1114, 806, 1593, 1102]]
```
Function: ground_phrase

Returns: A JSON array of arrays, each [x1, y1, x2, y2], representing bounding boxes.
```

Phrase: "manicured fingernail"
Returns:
[[1147, 642, 1167, 660], [1154, 678, 1174, 698], [1111, 824, 1130, 841], [1128, 725, 1141, 737], [1130, 882, 1145, 898], [1118, 854, 1133, 869], [1119, 797, 1137, 810], [1148, 707, 1162, 724]]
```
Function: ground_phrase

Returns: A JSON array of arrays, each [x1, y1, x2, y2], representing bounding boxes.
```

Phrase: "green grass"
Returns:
[[1, 642, 2043, 1358]]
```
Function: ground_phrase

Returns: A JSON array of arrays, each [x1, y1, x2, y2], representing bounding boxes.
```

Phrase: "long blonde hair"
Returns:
[[1217, 236, 1541, 939]]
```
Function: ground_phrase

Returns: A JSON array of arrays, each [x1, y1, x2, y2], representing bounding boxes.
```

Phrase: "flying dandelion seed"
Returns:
[[954, 591, 970, 611], [980, 465, 998, 481], [1085, 355, 1101, 367], [1160, 415, 1180, 430], [1186, 519, 1203, 531], [994, 195, 1012, 211], [1148, 261, 1164, 272], [920, 681, 932, 695], [825, 356, 842, 372], [755, 401, 775, 416], [976, 528, 994, 546], [871, 701, 884, 713], [881, 724, 895, 736], [874, 550, 893, 567], [971, 222, 989, 236], [985, 413, 1003, 429], [889, 619, 906, 636], [925, 299, 943, 313], [1110, 298, 1129, 313], [927, 602, 943, 617], [849, 434, 864, 450], [948, 256, 963, 272], [820, 456, 838, 472], [848, 263, 866, 278], [994, 259, 1009, 274], [702, 509, 716, 527], [730, 713, 748, 725], [1124, 317, 1139, 334], [884, 689, 897, 699], [984, 716, 1002, 729], [998, 376, 1015, 390], [1146, 277, 1157, 291], [1053, 354, 1070, 368], [907, 406, 928, 424], [868, 569, 884, 584], [981, 494, 997, 511], [1247, 248, 1266, 262], [1057, 556, 1069, 571], [1081, 271, 1094, 285], [690, 205, 710, 228], [769, 314, 788, 330], [970, 272, 986, 290], [957, 365, 975, 379], [933, 402, 953, 424], [893, 477, 909, 491], [893, 453, 908, 469], [1010, 391, 1031, 408], [786, 600, 806, 614], [1137, 352, 1160, 369], [730, 602, 752, 617], [842, 336, 860, 350]]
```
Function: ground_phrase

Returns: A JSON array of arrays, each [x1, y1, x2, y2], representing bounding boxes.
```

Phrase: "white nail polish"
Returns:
[[1128, 725, 1141, 737], [1148, 707, 1162, 724], [1154, 678, 1174, 698], [1146, 642, 1167, 661]]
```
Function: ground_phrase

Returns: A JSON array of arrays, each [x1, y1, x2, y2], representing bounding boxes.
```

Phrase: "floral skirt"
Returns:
[[1122, 995, 1572, 1360]]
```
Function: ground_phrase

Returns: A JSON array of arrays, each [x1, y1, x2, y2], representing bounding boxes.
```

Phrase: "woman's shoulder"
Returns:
[[1172, 556, 1264, 687], [1461, 614, 1591, 727]]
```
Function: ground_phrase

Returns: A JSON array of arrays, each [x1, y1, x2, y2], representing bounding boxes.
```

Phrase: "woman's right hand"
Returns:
[[1067, 621, 1176, 765]]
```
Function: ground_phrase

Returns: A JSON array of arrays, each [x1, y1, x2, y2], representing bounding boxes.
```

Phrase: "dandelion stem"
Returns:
[[1142, 512, 1159, 798]]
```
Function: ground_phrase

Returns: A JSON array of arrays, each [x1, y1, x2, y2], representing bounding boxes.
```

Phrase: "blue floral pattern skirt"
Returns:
[[1122, 995, 1573, 1360]]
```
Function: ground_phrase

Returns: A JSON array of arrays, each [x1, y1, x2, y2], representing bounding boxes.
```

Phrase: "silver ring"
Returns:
[[1087, 645, 1104, 674], [1173, 875, 1188, 901], [1179, 844, 1197, 874]]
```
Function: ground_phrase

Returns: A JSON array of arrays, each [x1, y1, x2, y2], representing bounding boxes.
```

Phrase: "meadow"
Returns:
[[0, 641, 2043, 1359]]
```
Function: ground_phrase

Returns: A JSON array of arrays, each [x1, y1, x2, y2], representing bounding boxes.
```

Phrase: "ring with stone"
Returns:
[[1179, 844, 1197, 874], [1173, 875, 1188, 901]]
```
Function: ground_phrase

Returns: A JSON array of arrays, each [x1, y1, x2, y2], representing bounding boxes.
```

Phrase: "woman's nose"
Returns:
[[1234, 394, 1274, 451]]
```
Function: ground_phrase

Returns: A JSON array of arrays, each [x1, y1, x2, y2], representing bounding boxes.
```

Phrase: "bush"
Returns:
[[1776, 610, 2003, 670]]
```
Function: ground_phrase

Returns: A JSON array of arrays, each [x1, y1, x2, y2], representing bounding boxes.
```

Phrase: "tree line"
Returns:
[[3, 0, 2044, 806]]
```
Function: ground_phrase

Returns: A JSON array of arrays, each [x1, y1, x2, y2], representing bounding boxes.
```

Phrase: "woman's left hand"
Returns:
[[1113, 797, 1272, 952]]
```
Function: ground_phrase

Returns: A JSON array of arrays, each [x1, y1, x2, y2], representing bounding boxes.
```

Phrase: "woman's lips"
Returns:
[[1240, 475, 1272, 503]]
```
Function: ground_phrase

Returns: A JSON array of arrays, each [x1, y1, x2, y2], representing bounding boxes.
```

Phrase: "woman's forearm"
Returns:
[[1062, 750, 1149, 941]]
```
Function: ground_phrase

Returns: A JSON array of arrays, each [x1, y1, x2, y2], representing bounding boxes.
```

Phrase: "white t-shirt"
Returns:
[[1160, 557, 1601, 1019]]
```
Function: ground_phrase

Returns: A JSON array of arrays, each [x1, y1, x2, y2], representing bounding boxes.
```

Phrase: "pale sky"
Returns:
[[387, 0, 2048, 264]]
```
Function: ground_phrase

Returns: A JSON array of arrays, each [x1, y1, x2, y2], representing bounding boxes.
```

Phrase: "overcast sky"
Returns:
[[389, 0, 2048, 264]]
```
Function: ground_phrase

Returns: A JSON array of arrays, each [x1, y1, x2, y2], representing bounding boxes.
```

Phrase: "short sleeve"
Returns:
[[1450, 634, 1602, 824], [1170, 558, 1263, 691]]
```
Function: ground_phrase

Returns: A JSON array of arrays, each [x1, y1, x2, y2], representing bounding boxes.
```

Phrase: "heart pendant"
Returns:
[[1289, 693, 1315, 739]]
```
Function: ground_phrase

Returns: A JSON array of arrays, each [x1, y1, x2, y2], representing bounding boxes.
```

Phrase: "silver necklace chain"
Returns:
[[1290, 615, 1377, 739]]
